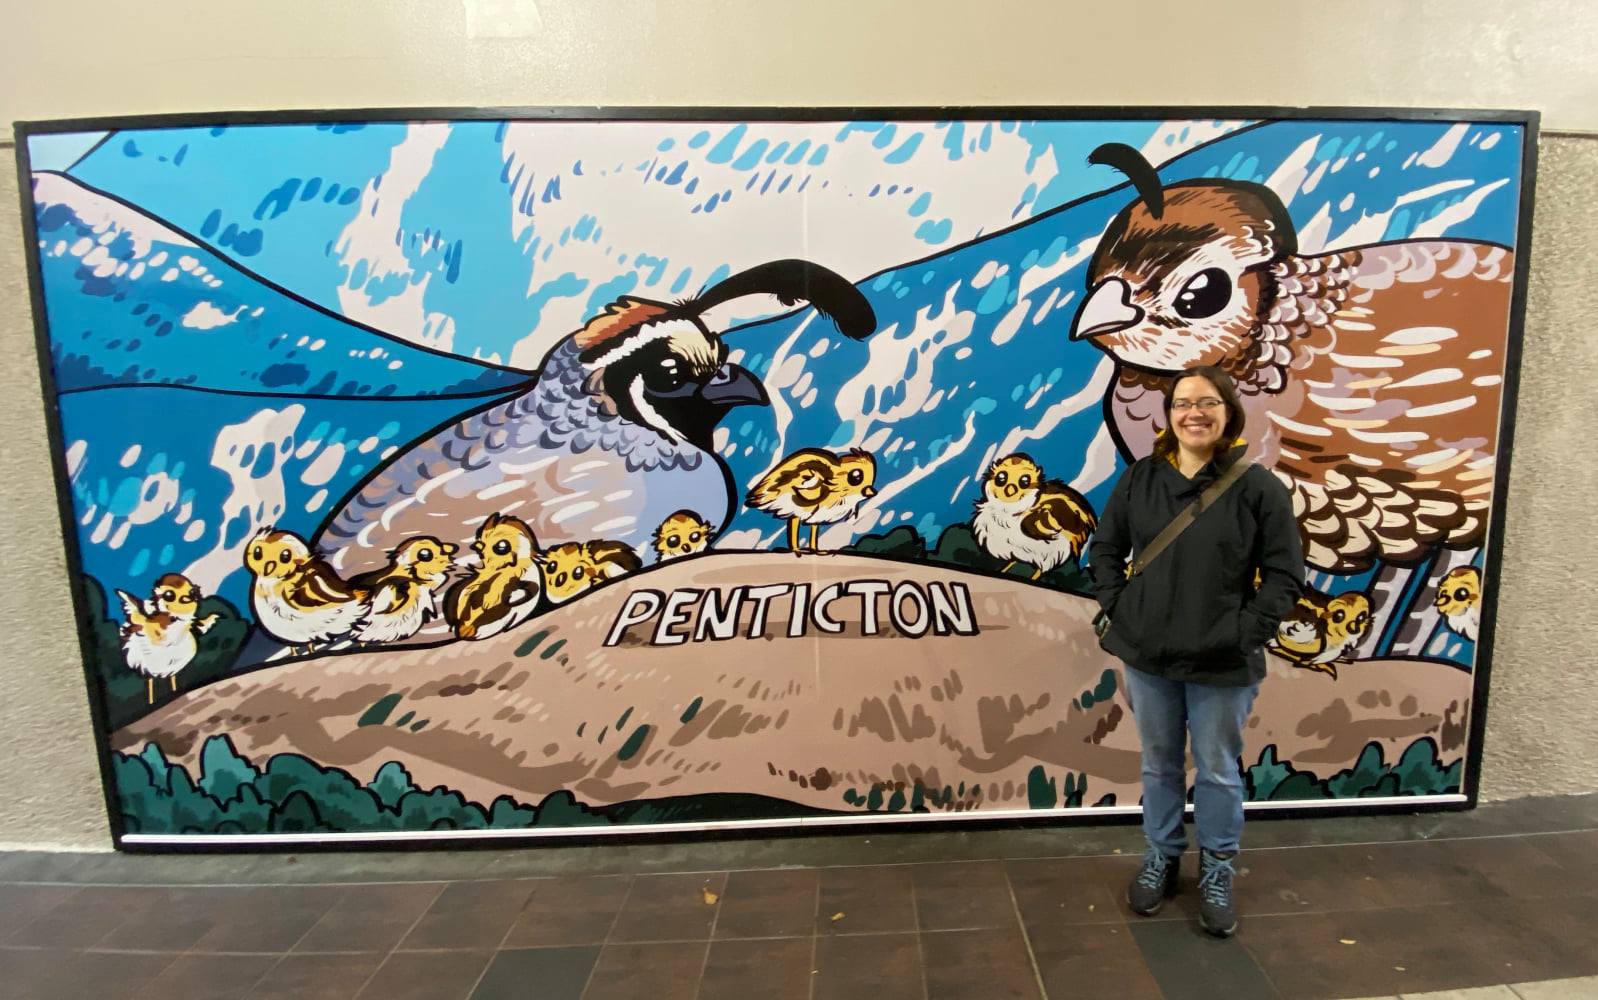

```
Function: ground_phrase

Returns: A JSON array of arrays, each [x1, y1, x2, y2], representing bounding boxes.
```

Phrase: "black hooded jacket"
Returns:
[[1088, 444, 1304, 686]]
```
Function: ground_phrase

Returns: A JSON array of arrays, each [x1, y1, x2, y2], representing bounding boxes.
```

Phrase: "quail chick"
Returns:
[[652, 510, 714, 562], [1434, 566, 1482, 641], [244, 528, 368, 654], [745, 447, 878, 554], [117, 573, 219, 703], [971, 452, 1097, 580], [443, 513, 543, 641], [347, 536, 458, 644]]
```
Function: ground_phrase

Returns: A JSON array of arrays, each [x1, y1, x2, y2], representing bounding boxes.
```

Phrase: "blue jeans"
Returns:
[[1122, 664, 1259, 856]]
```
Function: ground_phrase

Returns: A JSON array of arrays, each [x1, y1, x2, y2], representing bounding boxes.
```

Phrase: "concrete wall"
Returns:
[[2, 1, 1595, 848]]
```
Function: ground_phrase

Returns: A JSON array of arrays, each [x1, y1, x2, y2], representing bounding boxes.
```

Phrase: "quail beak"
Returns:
[[443, 543, 459, 556], [1070, 277, 1143, 340], [698, 364, 768, 408], [263, 560, 277, 576], [863, 486, 877, 498]]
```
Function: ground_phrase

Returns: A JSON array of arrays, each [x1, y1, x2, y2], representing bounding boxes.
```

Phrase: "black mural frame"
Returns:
[[13, 105, 1539, 853]]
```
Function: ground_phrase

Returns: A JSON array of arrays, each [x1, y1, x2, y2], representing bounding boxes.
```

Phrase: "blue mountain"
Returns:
[[30, 171, 524, 397]]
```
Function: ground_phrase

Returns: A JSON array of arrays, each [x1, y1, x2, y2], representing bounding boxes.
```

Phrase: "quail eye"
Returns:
[[279, 549, 291, 563], [1332, 610, 1346, 624], [1174, 268, 1232, 320], [493, 540, 511, 555], [251, 545, 263, 561], [994, 471, 1008, 487], [689, 531, 702, 543], [643, 356, 687, 393], [161, 590, 175, 602], [847, 469, 864, 486], [1455, 587, 1471, 601], [418, 548, 433, 561], [667, 534, 680, 548], [1019, 475, 1032, 489], [574, 566, 585, 580]]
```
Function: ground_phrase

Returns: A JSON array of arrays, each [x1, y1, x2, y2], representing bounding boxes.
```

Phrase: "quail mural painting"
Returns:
[[19, 113, 1528, 844]]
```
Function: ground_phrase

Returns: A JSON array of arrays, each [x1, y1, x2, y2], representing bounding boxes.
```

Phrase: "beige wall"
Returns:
[[2, 2, 1596, 849]]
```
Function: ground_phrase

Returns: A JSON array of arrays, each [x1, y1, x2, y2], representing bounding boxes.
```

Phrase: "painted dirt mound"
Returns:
[[112, 553, 1473, 816]]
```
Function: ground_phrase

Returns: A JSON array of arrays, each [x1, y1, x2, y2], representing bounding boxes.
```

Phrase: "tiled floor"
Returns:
[[1, 795, 1595, 999]]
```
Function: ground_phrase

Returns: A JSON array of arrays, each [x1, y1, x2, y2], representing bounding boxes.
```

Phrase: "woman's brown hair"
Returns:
[[1151, 364, 1247, 461]]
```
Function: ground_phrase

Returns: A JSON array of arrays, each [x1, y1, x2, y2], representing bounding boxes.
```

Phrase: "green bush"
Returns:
[[843, 523, 1093, 594], [113, 737, 837, 836], [1247, 737, 1461, 802], [842, 525, 927, 560]]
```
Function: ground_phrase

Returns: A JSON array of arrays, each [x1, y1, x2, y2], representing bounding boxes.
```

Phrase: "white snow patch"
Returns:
[[333, 123, 458, 354], [182, 405, 305, 593], [300, 443, 346, 487], [1416, 124, 1469, 168], [180, 301, 244, 330]]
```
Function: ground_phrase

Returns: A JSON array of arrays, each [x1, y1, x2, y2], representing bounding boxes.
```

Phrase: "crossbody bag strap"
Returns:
[[1126, 458, 1254, 579]]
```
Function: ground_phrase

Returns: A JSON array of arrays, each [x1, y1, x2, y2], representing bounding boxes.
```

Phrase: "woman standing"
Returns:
[[1089, 364, 1303, 937]]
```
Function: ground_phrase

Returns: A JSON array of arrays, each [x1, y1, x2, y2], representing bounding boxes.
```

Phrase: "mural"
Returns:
[[16, 111, 1530, 844]]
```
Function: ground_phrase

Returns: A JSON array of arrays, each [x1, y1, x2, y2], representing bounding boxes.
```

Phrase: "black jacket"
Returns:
[[1088, 444, 1304, 686]]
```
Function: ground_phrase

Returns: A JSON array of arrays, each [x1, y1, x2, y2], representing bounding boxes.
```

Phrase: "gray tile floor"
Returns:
[[1, 794, 1594, 999]]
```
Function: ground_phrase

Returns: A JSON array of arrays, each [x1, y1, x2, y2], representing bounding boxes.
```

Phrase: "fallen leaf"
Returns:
[[702, 888, 719, 905], [830, 912, 845, 922], [1113, 848, 1123, 855], [1394, 966, 1406, 972], [1339, 938, 1356, 945]]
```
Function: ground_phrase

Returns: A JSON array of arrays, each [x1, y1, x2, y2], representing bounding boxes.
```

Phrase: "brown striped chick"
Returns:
[[1270, 596, 1327, 666], [745, 447, 878, 554], [1434, 566, 1482, 641], [584, 539, 643, 583], [652, 510, 714, 562], [245, 528, 368, 654], [347, 536, 459, 645], [1302, 591, 1373, 678], [971, 453, 1097, 580], [117, 574, 219, 703], [443, 514, 542, 641], [537, 543, 594, 606], [536, 540, 641, 605]]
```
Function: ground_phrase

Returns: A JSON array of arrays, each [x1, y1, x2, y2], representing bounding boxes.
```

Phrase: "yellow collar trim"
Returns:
[[1160, 434, 1247, 469]]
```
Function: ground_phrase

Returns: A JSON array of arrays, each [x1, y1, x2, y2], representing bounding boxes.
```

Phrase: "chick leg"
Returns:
[[1000, 561, 1017, 574], [787, 517, 802, 556], [146, 678, 154, 705], [1030, 567, 1044, 580], [170, 676, 178, 692], [808, 523, 820, 552]]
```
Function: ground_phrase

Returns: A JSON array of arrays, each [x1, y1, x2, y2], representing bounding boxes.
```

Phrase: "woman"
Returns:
[[1088, 364, 1303, 937]]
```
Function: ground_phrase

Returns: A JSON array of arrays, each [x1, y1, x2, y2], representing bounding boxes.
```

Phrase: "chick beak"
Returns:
[[1070, 277, 1143, 340], [698, 364, 769, 408]]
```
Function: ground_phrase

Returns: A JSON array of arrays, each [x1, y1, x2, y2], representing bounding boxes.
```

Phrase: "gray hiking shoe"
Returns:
[[1198, 849, 1239, 937], [1126, 847, 1180, 916]]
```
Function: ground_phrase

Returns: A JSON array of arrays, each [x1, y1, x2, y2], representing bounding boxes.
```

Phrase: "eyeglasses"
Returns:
[[1170, 398, 1225, 412]]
